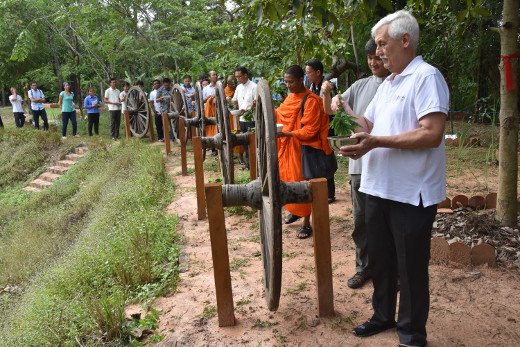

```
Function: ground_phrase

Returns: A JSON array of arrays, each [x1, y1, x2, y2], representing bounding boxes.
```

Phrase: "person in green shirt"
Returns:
[[58, 82, 79, 139]]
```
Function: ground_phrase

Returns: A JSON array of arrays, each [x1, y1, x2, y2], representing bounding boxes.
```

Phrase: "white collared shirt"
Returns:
[[202, 84, 216, 101], [28, 89, 45, 110], [104, 87, 121, 111], [149, 89, 161, 113], [232, 80, 257, 122], [360, 56, 449, 207]]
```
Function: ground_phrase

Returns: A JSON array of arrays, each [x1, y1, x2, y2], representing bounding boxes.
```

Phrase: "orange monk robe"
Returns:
[[224, 86, 235, 99], [275, 89, 333, 218], [204, 97, 217, 137]]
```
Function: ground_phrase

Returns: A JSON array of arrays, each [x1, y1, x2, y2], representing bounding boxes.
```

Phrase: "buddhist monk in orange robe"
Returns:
[[275, 65, 333, 239]]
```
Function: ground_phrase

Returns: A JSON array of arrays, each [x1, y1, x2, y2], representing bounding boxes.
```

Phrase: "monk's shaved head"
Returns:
[[285, 65, 304, 79]]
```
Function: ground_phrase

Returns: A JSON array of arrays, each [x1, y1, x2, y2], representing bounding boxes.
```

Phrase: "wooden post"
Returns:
[[193, 136, 206, 220], [180, 117, 188, 176], [205, 183, 235, 327], [248, 132, 257, 180], [310, 178, 334, 317], [148, 109, 156, 142], [124, 110, 131, 139], [162, 112, 171, 154]]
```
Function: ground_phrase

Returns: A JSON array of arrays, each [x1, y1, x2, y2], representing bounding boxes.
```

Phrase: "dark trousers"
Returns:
[[61, 111, 77, 136], [327, 176, 335, 199], [365, 194, 436, 346], [32, 109, 49, 130], [109, 110, 121, 139], [0, 115, 3, 127], [14, 112, 25, 127], [239, 120, 255, 168], [88, 113, 100, 136], [154, 113, 164, 140], [350, 174, 369, 274]]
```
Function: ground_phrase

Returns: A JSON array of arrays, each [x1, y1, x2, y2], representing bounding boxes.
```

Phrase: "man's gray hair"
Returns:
[[371, 10, 419, 50]]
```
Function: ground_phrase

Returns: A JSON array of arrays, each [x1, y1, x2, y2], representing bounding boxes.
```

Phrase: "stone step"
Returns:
[[49, 166, 68, 175], [75, 147, 88, 154], [22, 186, 41, 192], [65, 153, 83, 161], [38, 172, 61, 182], [29, 179, 53, 190], [56, 160, 75, 168]]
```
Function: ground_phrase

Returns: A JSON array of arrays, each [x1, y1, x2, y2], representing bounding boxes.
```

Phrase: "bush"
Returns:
[[0, 140, 179, 345]]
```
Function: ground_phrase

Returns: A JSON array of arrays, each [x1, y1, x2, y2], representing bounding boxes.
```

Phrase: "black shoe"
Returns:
[[398, 343, 427, 347], [352, 320, 396, 337], [284, 213, 302, 224], [211, 150, 218, 156], [347, 272, 371, 289]]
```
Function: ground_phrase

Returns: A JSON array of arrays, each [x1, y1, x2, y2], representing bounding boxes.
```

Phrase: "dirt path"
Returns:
[[136, 145, 520, 347]]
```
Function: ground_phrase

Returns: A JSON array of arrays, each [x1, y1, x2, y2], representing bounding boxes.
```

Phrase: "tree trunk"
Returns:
[[494, 0, 519, 226]]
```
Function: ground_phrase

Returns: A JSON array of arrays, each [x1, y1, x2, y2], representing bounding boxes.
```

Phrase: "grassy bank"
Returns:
[[0, 137, 179, 345]]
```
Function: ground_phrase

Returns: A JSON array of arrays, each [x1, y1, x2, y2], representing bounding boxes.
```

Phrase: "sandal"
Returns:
[[297, 225, 312, 239], [284, 213, 302, 224]]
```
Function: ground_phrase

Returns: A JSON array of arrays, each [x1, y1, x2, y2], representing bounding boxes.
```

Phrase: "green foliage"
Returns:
[[0, 140, 180, 346], [329, 97, 361, 136], [0, 127, 60, 188]]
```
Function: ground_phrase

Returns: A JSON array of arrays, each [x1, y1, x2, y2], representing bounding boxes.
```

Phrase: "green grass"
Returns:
[[0, 139, 180, 346]]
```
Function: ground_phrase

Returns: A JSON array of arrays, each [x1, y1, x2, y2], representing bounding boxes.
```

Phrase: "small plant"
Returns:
[[329, 94, 360, 136], [253, 319, 278, 328], [197, 305, 217, 318], [236, 298, 251, 306], [230, 257, 250, 272], [329, 315, 356, 330], [272, 328, 287, 344], [286, 281, 307, 295]]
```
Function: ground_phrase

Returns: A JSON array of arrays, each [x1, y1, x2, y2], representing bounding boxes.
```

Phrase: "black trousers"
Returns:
[[239, 121, 255, 168], [32, 109, 49, 130], [14, 112, 25, 127], [365, 194, 436, 346], [88, 113, 100, 136], [154, 113, 164, 140], [109, 110, 121, 139]]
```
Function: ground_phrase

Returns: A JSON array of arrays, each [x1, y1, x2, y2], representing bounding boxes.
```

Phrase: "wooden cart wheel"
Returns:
[[125, 86, 150, 138], [169, 85, 189, 140], [215, 81, 234, 184], [255, 80, 282, 311]]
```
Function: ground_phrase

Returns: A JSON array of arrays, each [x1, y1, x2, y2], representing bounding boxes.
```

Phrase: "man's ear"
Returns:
[[402, 33, 411, 48]]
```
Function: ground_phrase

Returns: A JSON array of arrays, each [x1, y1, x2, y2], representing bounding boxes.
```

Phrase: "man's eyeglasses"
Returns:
[[305, 70, 315, 75]]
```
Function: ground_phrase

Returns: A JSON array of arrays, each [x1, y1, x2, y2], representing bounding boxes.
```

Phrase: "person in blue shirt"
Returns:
[[83, 87, 101, 136], [58, 82, 79, 139], [28, 81, 49, 130]]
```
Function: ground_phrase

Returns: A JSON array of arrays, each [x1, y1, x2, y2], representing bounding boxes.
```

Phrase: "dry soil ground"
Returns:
[[128, 143, 520, 347]]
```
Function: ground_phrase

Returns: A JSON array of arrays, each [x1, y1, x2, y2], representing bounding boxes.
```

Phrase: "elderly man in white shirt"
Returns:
[[340, 11, 449, 347], [232, 66, 257, 169]]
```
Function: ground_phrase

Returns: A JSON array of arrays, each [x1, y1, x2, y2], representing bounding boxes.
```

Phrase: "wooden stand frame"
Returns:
[[205, 178, 334, 326], [248, 133, 257, 180], [193, 136, 206, 220], [162, 112, 171, 155], [179, 117, 188, 176], [148, 111, 156, 142], [124, 110, 131, 139]]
